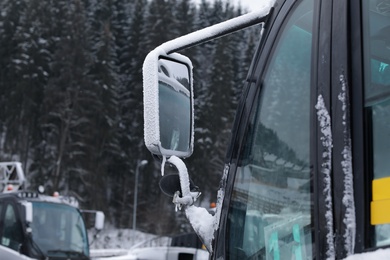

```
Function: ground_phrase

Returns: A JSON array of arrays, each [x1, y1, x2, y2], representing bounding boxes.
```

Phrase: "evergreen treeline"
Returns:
[[0, 0, 259, 235]]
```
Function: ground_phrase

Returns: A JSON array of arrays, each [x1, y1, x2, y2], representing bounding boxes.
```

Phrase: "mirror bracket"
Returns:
[[165, 156, 200, 210], [163, 156, 214, 252]]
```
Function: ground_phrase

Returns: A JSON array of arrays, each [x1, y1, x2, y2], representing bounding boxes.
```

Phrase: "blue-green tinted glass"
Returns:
[[31, 202, 89, 257], [362, 0, 390, 247], [226, 0, 314, 258]]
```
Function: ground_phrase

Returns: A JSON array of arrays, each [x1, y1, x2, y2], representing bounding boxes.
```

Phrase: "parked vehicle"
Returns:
[[142, 0, 390, 258], [91, 233, 209, 260], [0, 162, 104, 259]]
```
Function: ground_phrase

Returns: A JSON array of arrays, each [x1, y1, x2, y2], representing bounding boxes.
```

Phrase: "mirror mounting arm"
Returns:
[[166, 156, 200, 210], [161, 7, 273, 54], [164, 156, 214, 252]]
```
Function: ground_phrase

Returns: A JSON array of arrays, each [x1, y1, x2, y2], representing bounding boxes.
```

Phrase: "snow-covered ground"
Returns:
[[87, 226, 209, 260], [88, 225, 170, 250]]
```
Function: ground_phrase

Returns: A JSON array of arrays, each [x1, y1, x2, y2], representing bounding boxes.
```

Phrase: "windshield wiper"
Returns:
[[47, 249, 88, 259]]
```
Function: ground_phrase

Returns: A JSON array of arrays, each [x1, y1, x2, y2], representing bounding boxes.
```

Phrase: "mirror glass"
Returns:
[[158, 57, 192, 155]]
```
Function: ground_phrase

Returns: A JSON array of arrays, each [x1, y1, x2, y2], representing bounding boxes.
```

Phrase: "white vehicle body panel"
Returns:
[[0, 245, 36, 260]]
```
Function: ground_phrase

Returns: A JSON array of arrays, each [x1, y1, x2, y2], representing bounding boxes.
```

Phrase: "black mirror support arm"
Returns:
[[161, 8, 272, 54]]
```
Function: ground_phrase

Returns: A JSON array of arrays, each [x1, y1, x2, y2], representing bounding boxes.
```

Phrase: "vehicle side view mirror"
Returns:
[[21, 201, 33, 223], [143, 49, 194, 158], [94, 211, 105, 230]]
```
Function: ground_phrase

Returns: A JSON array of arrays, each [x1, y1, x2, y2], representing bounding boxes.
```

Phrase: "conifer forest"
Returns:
[[0, 0, 259, 235]]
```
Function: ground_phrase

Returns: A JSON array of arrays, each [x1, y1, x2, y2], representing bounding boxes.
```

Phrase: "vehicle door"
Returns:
[[212, 0, 321, 258], [0, 201, 24, 252]]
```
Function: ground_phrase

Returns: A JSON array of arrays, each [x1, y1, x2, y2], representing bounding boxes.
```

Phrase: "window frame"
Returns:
[[349, 0, 369, 254]]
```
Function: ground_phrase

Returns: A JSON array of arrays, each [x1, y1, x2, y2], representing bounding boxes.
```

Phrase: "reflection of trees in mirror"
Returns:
[[159, 58, 190, 91], [176, 77, 190, 89]]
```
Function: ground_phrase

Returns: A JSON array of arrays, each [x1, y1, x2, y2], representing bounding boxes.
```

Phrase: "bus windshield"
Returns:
[[30, 202, 89, 258]]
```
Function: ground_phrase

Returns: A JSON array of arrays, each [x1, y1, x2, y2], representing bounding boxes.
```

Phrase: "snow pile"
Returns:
[[343, 249, 390, 260], [88, 226, 170, 250], [185, 206, 214, 250]]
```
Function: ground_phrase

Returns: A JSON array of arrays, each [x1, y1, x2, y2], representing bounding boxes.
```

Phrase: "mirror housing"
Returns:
[[21, 201, 33, 233], [23, 202, 33, 223], [143, 48, 194, 158], [95, 211, 105, 230]]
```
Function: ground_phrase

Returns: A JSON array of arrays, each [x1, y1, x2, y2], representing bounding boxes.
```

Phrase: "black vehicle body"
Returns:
[[143, 0, 390, 258]]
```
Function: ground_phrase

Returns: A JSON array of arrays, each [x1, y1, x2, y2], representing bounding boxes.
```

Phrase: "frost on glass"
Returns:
[[315, 95, 335, 259], [338, 74, 356, 255]]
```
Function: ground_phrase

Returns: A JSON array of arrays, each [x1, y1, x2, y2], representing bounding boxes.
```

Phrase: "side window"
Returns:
[[362, 0, 390, 247], [1, 204, 24, 251], [226, 0, 314, 259]]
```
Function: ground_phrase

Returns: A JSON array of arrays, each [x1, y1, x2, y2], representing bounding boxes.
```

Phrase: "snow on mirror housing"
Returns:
[[143, 49, 194, 158]]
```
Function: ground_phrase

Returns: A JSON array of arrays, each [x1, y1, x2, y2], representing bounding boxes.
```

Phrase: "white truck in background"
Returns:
[[0, 162, 104, 260], [91, 233, 209, 260]]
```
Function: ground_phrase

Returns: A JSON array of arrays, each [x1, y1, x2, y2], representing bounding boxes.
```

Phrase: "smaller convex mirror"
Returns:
[[143, 52, 194, 158]]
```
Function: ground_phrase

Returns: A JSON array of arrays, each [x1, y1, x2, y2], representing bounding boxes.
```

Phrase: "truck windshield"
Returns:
[[30, 202, 89, 258], [226, 0, 314, 258]]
